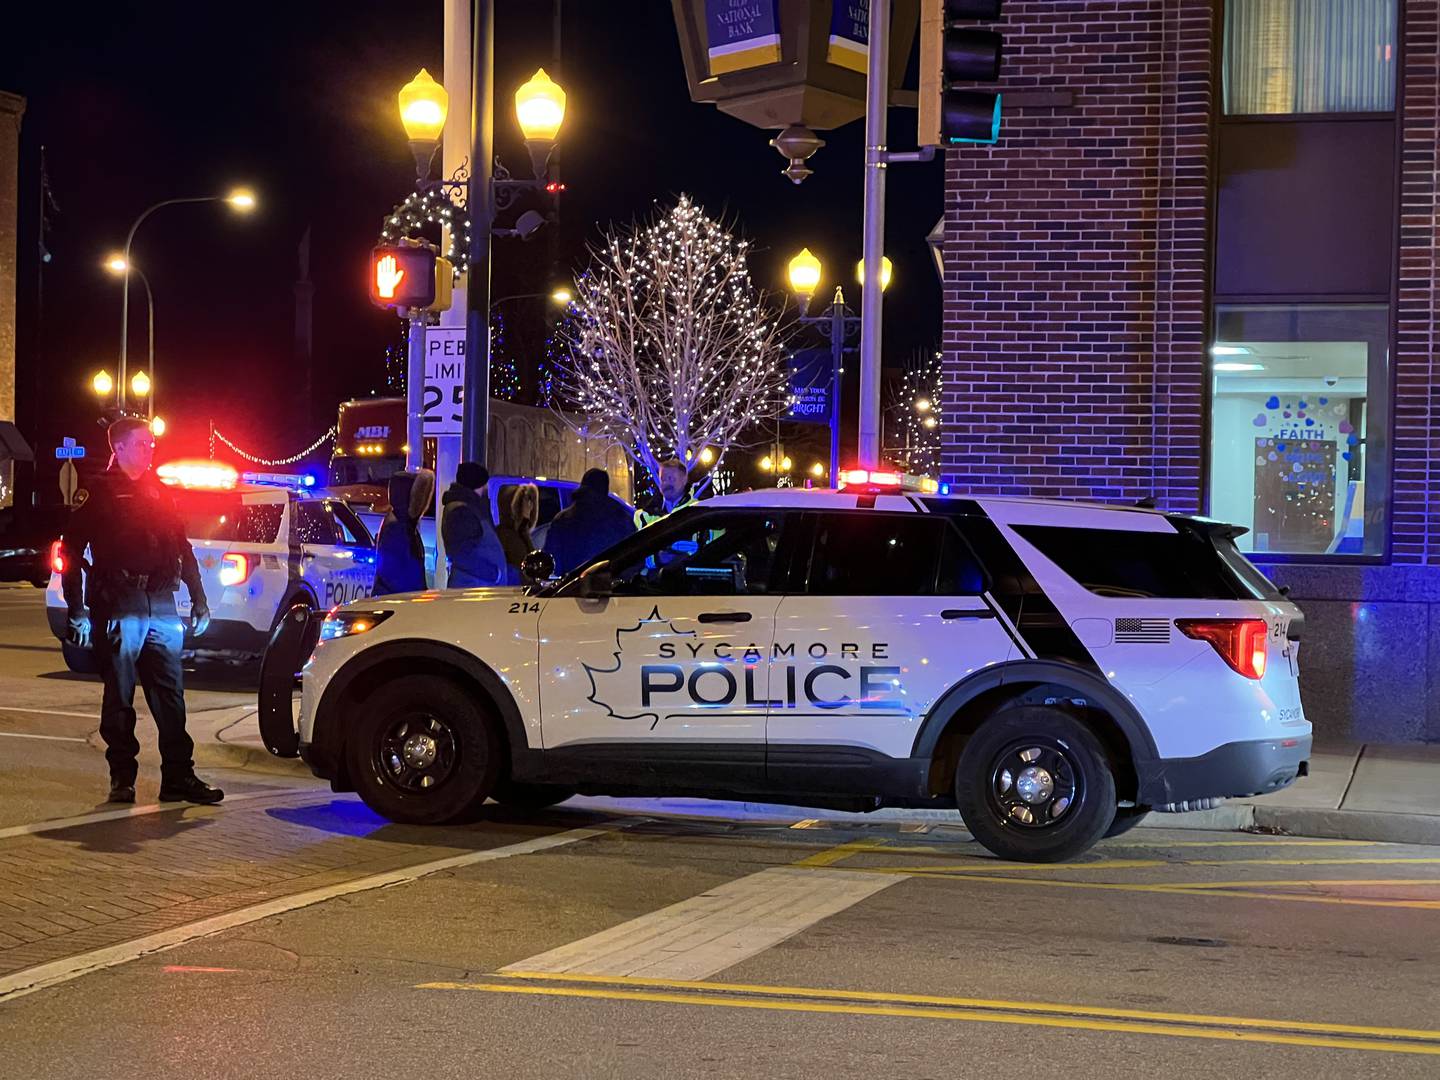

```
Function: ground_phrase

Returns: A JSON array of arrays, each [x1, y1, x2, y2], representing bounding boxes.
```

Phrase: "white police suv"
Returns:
[[262, 472, 1310, 862], [48, 463, 377, 670]]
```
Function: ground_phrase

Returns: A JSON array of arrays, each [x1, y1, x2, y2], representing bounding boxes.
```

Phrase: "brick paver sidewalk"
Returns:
[[0, 793, 496, 979]]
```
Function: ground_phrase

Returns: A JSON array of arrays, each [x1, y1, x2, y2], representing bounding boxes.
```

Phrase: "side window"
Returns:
[[607, 512, 784, 597], [937, 526, 988, 596], [330, 502, 372, 547], [804, 514, 947, 596], [293, 502, 337, 547]]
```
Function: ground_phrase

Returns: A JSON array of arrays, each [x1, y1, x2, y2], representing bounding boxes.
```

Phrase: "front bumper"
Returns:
[[1137, 736, 1312, 808]]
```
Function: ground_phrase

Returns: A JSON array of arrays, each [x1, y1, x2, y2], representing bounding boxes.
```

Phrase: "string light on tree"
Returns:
[[888, 349, 945, 476], [551, 195, 791, 490], [211, 426, 337, 466]]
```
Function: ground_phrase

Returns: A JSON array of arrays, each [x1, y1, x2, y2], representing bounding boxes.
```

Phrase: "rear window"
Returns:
[[176, 493, 283, 545], [1013, 524, 1260, 600]]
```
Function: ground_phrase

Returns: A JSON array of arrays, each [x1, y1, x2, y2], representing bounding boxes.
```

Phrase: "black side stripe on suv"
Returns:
[[919, 499, 1102, 674]]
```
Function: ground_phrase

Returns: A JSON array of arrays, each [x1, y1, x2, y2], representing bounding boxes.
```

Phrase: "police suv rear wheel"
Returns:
[[955, 706, 1117, 863], [348, 675, 500, 825]]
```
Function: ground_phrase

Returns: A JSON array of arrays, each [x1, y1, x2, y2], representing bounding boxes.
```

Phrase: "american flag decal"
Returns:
[[1115, 618, 1170, 643]]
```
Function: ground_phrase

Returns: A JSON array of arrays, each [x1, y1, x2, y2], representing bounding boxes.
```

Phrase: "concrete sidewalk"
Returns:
[[194, 707, 1440, 845]]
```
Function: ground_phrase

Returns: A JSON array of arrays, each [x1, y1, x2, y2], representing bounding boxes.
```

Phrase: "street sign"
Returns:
[[59, 460, 78, 505], [787, 348, 833, 422], [54, 437, 86, 460], [423, 327, 470, 436]]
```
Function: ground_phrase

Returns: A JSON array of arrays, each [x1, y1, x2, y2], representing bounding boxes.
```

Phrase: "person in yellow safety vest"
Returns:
[[634, 457, 697, 530]]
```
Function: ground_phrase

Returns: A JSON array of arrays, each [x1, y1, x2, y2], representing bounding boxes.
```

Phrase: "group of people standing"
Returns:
[[373, 455, 693, 595]]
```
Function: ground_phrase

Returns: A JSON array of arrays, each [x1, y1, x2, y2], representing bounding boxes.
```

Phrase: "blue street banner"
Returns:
[[788, 348, 833, 422], [828, 0, 869, 74], [705, 0, 782, 75]]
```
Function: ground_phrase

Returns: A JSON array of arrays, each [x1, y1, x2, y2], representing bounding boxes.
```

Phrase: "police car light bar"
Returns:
[[242, 471, 317, 490], [157, 461, 239, 490], [839, 468, 941, 495]]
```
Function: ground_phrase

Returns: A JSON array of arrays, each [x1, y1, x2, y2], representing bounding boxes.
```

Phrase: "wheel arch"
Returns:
[[913, 661, 1158, 803], [311, 639, 529, 789]]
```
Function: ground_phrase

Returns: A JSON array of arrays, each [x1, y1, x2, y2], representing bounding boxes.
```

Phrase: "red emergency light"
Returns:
[[49, 540, 65, 575], [157, 461, 239, 490]]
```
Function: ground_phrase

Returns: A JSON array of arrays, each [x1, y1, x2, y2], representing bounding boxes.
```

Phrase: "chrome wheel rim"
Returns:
[[988, 739, 1081, 829], [375, 712, 459, 794]]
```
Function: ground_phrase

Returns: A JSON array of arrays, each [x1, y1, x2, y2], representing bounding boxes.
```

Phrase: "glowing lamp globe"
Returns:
[[151, 416, 167, 437], [856, 256, 893, 291], [787, 248, 822, 298], [399, 68, 449, 143], [92, 370, 114, 397], [515, 68, 566, 142], [130, 370, 152, 398]]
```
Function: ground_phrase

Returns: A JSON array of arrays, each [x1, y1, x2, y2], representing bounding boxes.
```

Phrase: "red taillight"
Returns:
[[1177, 618, 1268, 680], [219, 553, 252, 587], [49, 541, 65, 575]]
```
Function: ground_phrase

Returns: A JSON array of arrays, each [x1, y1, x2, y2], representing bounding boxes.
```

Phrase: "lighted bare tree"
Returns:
[[553, 196, 791, 488]]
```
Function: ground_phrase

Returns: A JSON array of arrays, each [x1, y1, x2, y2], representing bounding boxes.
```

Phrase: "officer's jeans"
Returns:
[[92, 587, 194, 786]]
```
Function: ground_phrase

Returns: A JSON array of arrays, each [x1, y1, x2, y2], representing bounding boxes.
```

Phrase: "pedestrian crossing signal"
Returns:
[[369, 244, 437, 310]]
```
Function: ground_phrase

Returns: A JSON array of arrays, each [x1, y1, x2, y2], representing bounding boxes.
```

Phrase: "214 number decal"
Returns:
[[508, 601, 541, 614]]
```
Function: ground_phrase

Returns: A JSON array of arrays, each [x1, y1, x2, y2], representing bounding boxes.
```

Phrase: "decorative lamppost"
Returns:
[[786, 248, 890, 482]]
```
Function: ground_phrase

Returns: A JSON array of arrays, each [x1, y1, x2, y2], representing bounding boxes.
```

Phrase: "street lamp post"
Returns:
[[115, 191, 255, 409], [105, 257, 153, 417], [787, 249, 888, 484]]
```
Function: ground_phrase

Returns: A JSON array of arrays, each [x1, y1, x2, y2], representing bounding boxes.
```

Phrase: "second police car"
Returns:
[[46, 462, 378, 670], [262, 472, 1311, 863]]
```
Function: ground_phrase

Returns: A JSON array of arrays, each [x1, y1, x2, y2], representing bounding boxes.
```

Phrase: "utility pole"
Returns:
[[462, 0, 495, 466], [857, 0, 891, 469]]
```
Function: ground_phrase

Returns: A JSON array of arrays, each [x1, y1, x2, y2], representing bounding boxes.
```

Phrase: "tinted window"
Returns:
[[175, 494, 283, 544], [805, 515, 947, 596], [1014, 525, 1253, 600], [330, 502, 372, 547], [293, 502, 337, 546], [606, 512, 783, 597]]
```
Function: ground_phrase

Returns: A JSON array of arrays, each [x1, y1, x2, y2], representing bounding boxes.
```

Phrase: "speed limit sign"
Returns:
[[422, 327, 474, 436]]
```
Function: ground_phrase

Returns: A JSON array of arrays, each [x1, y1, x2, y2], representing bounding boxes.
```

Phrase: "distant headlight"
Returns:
[[319, 609, 393, 641]]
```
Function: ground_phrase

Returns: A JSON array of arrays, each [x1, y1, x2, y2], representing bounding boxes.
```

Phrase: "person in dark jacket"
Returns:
[[60, 416, 223, 805], [441, 461, 506, 588], [495, 482, 539, 585], [373, 468, 434, 595], [544, 468, 636, 575]]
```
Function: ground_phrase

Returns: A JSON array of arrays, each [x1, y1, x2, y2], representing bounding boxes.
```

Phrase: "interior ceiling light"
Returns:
[[1210, 345, 1254, 356], [1213, 362, 1266, 372]]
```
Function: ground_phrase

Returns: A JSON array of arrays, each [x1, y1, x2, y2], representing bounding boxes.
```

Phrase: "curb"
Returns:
[[1250, 805, 1440, 846], [194, 740, 312, 778]]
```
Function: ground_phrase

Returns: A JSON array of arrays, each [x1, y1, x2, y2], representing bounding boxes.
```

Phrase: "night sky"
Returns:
[[5, 1, 942, 476]]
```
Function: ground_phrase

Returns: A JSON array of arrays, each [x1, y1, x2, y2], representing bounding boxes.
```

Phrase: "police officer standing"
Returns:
[[60, 417, 223, 805]]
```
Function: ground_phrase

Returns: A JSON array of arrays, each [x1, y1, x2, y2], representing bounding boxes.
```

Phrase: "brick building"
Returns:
[[939, 0, 1439, 742]]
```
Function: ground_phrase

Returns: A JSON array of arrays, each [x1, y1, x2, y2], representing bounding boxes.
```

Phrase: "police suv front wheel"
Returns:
[[955, 706, 1117, 863], [347, 675, 501, 825]]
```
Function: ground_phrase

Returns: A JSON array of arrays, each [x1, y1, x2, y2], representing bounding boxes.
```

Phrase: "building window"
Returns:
[[1223, 0, 1398, 115], [1208, 305, 1389, 558]]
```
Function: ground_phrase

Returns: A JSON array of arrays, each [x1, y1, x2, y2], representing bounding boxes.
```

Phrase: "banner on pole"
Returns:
[[704, 0, 782, 75], [827, 0, 869, 73]]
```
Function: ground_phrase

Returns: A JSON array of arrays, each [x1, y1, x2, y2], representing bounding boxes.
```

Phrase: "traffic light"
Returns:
[[369, 243, 437, 310], [919, 0, 1004, 147]]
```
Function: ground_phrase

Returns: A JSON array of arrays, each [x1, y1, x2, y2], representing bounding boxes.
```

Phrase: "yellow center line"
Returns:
[[843, 868, 1440, 910], [845, 856, 1440, 875], [415, 980, 1440, 1056], [492, 970, 1440, 1041], [791, 838, 887, 867]]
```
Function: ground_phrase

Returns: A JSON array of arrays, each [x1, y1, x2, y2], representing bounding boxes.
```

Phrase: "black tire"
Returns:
[[347, 674, 502, 825], [61, 640, 99, 675], [955, 706, 1117, 863], [1104, 807, 1150, 839], [492, 781, 575, 812]]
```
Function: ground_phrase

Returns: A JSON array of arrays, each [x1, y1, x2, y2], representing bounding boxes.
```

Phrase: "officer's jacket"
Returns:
[[60, 466, 207, 612]]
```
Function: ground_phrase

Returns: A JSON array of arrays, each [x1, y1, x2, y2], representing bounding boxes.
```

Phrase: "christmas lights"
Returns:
[[212, 426, 336, 467], [552, 196, 790, 489]]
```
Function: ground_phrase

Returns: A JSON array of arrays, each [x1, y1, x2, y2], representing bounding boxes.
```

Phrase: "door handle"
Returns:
[[698, 611, 752, 624], [941, 608, 996, 620]]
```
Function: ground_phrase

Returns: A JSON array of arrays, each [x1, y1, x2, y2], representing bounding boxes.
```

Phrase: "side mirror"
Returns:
[[578, 562, 614, 599], [521, 549, 556, 584]]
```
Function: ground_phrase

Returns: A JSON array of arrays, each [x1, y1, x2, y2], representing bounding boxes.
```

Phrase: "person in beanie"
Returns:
[[59, 416, 223, 805], [373, 468, 435, 596], [442, 461, 506, 588], [544, 467, 636, 576]]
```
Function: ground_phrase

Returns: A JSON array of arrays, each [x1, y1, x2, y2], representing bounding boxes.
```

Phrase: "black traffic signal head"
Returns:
[[941, 0, 1003, 145], [369, 244, 437, 310]]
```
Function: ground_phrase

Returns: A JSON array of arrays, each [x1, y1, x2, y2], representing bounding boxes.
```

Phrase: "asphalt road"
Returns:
[[3, 584, 1439, 1078]]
